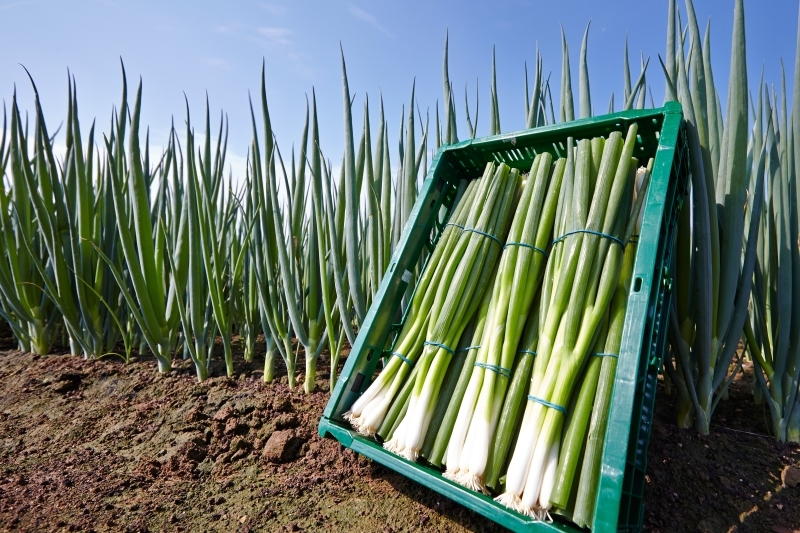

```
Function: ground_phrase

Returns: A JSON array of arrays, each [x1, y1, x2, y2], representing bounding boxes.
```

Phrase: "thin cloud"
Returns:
[[258, 26, 292, 46], [260, 3, 287, 16], [0, 0, 46, 10], [247, 27, 313, 80], [204, 58, 230, 69], [348, 4, 392, 37]]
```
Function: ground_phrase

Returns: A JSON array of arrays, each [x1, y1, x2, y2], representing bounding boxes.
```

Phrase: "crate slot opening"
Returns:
[[634, 277, 643, 292]]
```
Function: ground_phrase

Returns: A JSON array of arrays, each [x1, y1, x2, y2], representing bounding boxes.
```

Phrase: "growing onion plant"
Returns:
[[3, 0, 800, 452]]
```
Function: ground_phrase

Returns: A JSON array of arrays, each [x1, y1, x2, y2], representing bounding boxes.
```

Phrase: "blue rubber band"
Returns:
[[389, 351, 413, 367], [553, 229, 624, 248], [423, 341, 456, 356], [445, 222, 465, 230], [518, 350, 538, 356], [458, 345, 481, 353], [592, 352, 619, 359], [474, 362, 512, 379], [463, 227, 502, 247], [527, 395, 567, 414], [503, 241, 548, 258]]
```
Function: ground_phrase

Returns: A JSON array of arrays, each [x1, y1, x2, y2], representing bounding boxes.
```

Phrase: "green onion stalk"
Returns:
[[663, 0, 761, 435], [249, 64, 300, 387], [551, 161, 649, 518], [268, 120, 328, 394], [339, 48, 366, 329], [482, 293, 542, 492], [570, 213, 637, 528], [386, 163, 520, 462], [746, 70, 800, 442], [309, 90, 346, 391], [344, 175, 482, 436], [424, 276, 495, 467], [240, 175, 261, 363], [380, 216, 477, 443], [549, 310, 610, 518], [2, 82, 83, 357], [497, 125, 638, 517], [377, 363, 422, 442], [444, 152, 563, 493], [162, 111, 211, 381], [60, 78, 136, 359], [418, 309, 482, 458], [18, 70, 190, 363], [494, 135, 586, 512], [177, 101, 246, 381], [0, 99, 55, 356], [528, 150, 636, 518], [96, 74, 175, 373], [188, 101, 246, 379]]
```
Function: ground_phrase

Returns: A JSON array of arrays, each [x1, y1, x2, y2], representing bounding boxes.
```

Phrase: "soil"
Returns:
[[0, 327, 798, 533], [644, 364, 800, 533]]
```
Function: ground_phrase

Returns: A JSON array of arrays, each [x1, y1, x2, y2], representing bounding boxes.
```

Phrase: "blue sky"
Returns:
[[1, 0, 798, 177]]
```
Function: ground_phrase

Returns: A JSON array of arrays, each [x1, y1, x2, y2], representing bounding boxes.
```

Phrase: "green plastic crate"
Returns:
[[319, 101, 689, 533]]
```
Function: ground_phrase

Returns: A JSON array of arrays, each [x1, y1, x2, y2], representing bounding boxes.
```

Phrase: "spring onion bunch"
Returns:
[[345, 163, 513, 437], [444, 152, 564, 493], [743, 25, 800, 442], [384, 162, 520, 461], [662, 0, 763, 435], [568, 215, 637, 528], [497, 125, 639, 517]]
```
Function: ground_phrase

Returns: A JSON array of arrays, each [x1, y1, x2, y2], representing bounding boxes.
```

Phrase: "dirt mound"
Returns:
[[644, 363, 800, 533], [0, 348, 504, 532]]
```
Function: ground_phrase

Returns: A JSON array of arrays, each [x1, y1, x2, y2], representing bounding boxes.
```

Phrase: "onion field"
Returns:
[[1, 0, 800, 531]]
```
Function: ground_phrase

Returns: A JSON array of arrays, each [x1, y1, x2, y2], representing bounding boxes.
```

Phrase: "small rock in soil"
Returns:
[[781, 465, 800, 487], [213, 406, 235, 422], [233, 398, 258, 415], [224, 417, 239, 435], [229, 436, 249, 452], [215, 451, 233, 464], [183, 407, 207, 424], [230, 448, 249, 462], [179, 437, 207, 462], [124, 520, 149, 533], [262, 429, 305, 463], [272, 397, 293, 413], [195, 458, 213, 475], [275, 413, 298, 430], [137, 459, 161, 478], [51, 372, 83, 393]]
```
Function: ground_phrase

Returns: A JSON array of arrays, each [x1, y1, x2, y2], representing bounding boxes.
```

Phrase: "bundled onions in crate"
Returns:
[[343, 123, 654, 526]]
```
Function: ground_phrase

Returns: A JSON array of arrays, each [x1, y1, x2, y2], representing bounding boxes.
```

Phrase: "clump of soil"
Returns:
[[645, 363, 800, 533], [0, 343, 504, 533], [0, 328, 798, 532]]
